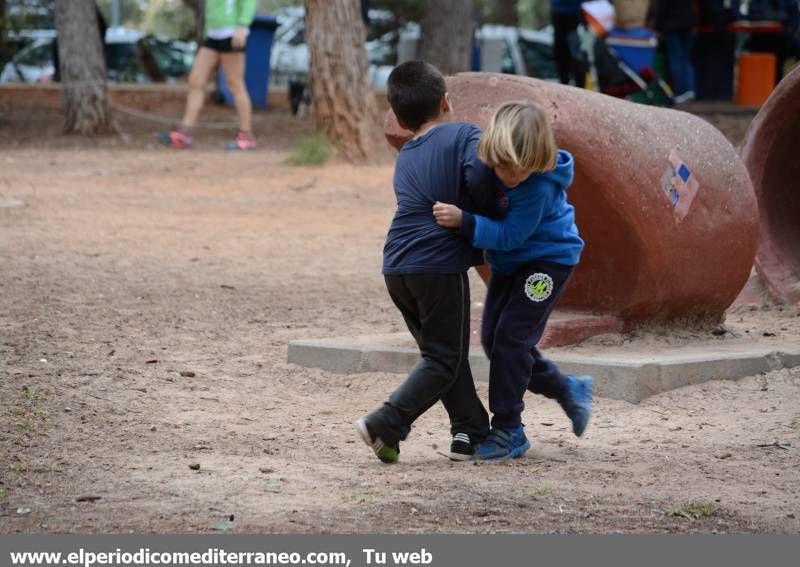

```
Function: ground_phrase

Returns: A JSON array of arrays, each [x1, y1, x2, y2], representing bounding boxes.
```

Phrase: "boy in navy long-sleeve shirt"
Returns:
[[355, 61, 501, 463]]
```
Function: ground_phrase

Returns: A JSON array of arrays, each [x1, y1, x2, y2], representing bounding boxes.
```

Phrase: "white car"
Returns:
[[397, 23, 557, 80], [0, 27, 195, 85], [0, 31, 57, 84]]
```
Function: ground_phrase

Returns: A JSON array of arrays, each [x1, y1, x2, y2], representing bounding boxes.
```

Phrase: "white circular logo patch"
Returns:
[[524, 273, 553, 302]]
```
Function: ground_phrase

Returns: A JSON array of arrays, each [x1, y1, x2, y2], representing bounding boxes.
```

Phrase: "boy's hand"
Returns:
[[433, 202, 463, 228]]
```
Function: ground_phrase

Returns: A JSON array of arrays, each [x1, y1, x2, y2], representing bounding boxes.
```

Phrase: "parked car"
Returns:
[[396, 23, 557, 80], [0, 27, 196, 84], [0, 32, 56, 84]]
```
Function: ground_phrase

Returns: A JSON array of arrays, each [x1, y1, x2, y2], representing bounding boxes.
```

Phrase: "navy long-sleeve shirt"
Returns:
[[382, 122, 501, 275]]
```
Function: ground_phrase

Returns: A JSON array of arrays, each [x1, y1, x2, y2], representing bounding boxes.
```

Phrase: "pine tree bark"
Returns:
[[419, 0, 474, 75], [181, 0, 206, 42], [0, 0, 10, 67], [305, 0, 384, 162], [54, 0, 115, 135], [0, 0, 6, 39]]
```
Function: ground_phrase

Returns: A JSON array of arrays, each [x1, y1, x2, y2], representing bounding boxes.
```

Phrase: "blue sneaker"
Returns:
[[559, 375, 593, 437], [472, 426, 530, 461]]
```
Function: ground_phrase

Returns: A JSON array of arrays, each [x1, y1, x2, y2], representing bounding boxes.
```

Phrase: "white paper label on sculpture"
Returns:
[[660, 148, 700, 221]]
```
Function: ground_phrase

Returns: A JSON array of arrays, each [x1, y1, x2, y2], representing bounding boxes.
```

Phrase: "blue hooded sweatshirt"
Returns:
[[460, 150, 584, 276]]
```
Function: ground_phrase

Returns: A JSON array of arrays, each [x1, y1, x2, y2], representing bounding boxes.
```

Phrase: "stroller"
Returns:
[[581, 0, 675, 106]]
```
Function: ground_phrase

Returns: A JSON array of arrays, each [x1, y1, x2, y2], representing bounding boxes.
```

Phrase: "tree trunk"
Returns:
[[0, 0, 9, 67], [305, 0, 385, 162], [419, 0, 474, 75], [181, 0, 205, 43], [0, 0, 6, 40], [54, 0, 115, 135]]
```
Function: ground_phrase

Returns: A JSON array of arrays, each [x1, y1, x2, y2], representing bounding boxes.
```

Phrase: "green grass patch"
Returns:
[[21, 387, 44, 401], [341, 492, 380, 504], [263, 478, 282, 490], [520, 485, 552, 497], [15, 420, 33, 432], [0, 489, 7, 501], [668, 503, 716, 520], [288, 133, 334, 166], [31, 463, 61, 474]]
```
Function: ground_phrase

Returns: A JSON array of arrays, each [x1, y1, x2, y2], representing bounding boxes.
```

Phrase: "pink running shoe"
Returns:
[[157, 128, 193, 149], [226, 132, 257, 151]]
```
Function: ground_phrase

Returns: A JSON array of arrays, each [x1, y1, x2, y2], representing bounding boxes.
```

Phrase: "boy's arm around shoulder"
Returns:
[[468, 180, 552, 251], [459, 124, 506, 220]]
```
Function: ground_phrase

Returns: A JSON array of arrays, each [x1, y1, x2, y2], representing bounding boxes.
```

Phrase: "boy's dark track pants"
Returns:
[[481, 261, 575, 429], [368, 272, 490, 445]]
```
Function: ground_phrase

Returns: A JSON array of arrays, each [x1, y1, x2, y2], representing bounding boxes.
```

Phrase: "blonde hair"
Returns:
[[477, 101, 557, 173]]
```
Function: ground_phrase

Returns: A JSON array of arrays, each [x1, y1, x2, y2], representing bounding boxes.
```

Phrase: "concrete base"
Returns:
[[0, 199, 24, 208], [288, 333, 800, 403]]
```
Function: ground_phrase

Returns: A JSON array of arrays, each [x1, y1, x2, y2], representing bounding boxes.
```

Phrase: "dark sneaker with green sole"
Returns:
[[355, 417, 399, 464]]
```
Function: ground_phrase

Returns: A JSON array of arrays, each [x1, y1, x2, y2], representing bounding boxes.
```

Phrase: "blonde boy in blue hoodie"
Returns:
[[433, 101, 593, 461]]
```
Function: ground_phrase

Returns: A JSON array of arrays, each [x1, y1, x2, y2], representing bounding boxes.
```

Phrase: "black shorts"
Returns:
[[202, 36, 245, 53]]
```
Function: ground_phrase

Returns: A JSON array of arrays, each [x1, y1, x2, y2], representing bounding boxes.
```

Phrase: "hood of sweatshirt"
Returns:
[[537, 149, 574, 191]]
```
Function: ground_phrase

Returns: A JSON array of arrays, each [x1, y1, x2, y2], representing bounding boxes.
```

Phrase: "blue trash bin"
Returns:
[[218, 15, 279, 109]]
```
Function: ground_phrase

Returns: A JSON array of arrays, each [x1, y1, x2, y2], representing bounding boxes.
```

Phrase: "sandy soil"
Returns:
[[1, 106, 799, 534]]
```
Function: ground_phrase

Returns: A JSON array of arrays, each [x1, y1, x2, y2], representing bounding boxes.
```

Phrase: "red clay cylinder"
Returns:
[[741, 65, 800, 305], [385, 73, 758, 324]]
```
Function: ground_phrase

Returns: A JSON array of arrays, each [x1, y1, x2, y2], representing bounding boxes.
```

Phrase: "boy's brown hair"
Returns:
[[387, 61, 447, 132]]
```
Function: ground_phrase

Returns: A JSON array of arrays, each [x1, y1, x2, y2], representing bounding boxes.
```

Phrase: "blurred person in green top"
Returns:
[[159, 0, 258, 151]]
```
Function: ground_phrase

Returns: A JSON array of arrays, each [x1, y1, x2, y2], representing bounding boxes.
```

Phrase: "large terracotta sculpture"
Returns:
[[740, 65, 800, 305]]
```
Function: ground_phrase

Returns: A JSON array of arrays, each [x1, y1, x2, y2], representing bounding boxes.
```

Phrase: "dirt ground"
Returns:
[[1, 104, 799, 534]]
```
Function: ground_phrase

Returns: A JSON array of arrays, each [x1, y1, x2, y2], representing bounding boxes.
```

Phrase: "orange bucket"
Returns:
[[737, 52, 777, 106]]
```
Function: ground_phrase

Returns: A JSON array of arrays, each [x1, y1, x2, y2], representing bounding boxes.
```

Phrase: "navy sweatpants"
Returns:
[[481, 261, 575, 429]]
